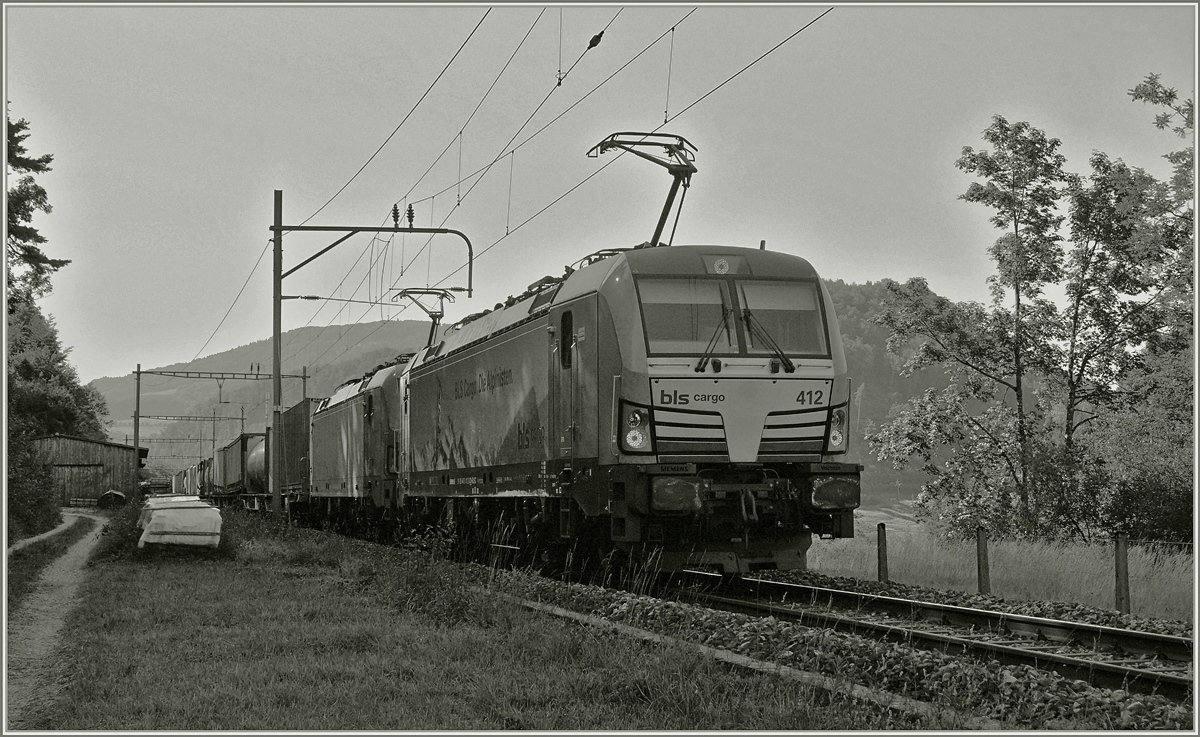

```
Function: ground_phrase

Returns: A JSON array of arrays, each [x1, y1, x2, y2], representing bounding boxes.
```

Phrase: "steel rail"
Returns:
[[668, 573, 1192, 703], [737, 576, 1194, 663]]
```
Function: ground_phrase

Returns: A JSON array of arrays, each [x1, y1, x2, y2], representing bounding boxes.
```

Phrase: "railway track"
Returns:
[[667, 571, 1193, 703]]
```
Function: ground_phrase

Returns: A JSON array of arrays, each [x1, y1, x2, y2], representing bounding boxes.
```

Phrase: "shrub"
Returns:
[[6, 440, 60, 540]]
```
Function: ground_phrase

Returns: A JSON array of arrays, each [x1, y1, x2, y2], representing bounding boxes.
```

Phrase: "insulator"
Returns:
[[391, 204, 400, 228], [406, 204, 415, 227]]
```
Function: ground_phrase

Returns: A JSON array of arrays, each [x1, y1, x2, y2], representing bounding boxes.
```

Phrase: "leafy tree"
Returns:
[[7, 115, 69, 308], [953, 115, 1075, 521], [1130, 72, 1195, 206], [872, 116, 1074, 536], [870, 79, 1193, 543], [1085, 347, 1193, 542], [7, 300, 109, 441]]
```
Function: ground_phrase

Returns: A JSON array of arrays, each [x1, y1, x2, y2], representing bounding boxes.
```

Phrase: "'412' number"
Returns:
[[796, 389, 824, 405]]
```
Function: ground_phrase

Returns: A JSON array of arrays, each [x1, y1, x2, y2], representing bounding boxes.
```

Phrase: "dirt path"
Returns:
[[6, 512, 108, 730]]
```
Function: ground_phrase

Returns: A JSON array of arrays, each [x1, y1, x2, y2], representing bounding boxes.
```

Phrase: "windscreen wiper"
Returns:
[[743, 309, 795, 373], [695, 305, 732, 372]]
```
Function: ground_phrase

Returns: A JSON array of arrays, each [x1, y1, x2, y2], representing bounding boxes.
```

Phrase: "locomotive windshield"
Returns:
[[637, 276, 827, 357], [639, 278, 734, 354]]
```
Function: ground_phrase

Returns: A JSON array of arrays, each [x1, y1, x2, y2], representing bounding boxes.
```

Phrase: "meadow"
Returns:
[[13, 506, 943, 731]]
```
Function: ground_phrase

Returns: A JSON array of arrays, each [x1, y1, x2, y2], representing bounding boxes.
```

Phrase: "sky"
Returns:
[[4, 2, 1196, 385]]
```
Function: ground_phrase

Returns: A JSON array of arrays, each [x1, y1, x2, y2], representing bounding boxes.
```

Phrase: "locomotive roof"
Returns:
[[411, 243, 824, 371], [621, 244, 820, 278]]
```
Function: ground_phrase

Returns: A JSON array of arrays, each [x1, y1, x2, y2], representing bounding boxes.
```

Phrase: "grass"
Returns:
[[7, 514, 98, 612], [809, 519, 1194, 622], [17, 506, 951, 731]]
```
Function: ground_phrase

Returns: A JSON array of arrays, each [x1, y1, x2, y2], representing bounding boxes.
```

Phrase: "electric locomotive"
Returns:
[[290, 242, 859, 574]]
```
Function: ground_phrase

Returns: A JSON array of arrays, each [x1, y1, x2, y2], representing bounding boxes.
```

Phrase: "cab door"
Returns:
[[551, 298, 599, 465], [551, 307, 576, 461]]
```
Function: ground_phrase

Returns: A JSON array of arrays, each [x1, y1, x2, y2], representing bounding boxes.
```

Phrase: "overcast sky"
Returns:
[[5, 3, 1195, 384]]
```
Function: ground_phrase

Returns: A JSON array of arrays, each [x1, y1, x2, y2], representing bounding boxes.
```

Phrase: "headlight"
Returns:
[[827, 408, 847, 451], [625, 428, 649, 450], [619, 401, 655, 454]]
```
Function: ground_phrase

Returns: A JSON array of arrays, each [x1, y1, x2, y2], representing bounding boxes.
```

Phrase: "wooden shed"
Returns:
[[29, 434, 147, 505]]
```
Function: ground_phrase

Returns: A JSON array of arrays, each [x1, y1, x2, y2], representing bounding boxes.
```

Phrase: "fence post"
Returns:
[[1115, 532, 1131, 614], [876, 523, 889, 583], [976, 527, 991, 596]]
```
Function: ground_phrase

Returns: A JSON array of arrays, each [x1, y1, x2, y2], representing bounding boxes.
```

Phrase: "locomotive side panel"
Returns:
[[361, 386, 392, 509], [408, 319, 551, 488], [310, 397, 365, 498], [279, 398, 319, 496]]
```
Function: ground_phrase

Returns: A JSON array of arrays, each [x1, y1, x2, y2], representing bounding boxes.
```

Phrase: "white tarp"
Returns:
[[137, 495, 222, 549]]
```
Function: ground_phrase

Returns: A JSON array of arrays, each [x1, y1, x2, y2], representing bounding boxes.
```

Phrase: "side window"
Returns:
[[560, 311, 573, 369]]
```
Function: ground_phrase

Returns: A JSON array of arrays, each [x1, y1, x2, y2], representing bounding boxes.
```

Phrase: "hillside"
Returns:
[[92, 284, 945, 510], [95, 320, 433, 455]]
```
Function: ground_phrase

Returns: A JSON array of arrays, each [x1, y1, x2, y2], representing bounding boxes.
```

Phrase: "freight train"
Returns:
[[173, 242, 861, 574]]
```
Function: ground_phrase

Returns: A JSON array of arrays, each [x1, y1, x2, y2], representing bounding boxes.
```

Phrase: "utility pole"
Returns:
[[132, 364, 141, 500], [272, 189, 283, 519]]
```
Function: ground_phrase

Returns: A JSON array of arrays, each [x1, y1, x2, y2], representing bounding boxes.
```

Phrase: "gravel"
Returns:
[[484, 568, 1194, 731]]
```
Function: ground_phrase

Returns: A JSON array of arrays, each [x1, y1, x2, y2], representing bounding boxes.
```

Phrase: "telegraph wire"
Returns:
[[141, 236, 272, 391], [188, 237, 272, 362], [303, 4, 636, 343]]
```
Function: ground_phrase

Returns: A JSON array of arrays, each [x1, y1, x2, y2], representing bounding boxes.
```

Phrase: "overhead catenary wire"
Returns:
[[403, 8, 697, 214], [432, 9, 836, 288], [174, 11, 496, 386], [306, 8, 833, 378], [395, 9, 545, 210], [283, 9, 546, 368], [666, 7, 833, 125], [145, 237, 272, 387], [393, 7, 634, 278]]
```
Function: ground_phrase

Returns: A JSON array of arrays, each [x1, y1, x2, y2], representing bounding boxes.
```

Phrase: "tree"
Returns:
[[872, 116, 1075, 536], [7, 115, 69, 308], [7, 300, 109, 441], [871, 79, 1193, 542], [1130, 73, 1195, 207], [6, 113, 107, 538], [1085, 347, 1193, 542]]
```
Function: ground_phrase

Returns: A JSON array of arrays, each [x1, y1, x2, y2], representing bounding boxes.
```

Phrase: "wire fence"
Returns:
[[810, 520, 1193, 621]]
